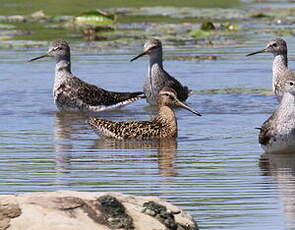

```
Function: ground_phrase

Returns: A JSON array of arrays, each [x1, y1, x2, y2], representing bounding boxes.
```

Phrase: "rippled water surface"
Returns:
[[2, 3, 295, 230]]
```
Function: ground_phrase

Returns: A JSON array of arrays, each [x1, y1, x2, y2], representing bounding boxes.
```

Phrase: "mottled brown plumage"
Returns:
[[258, 79, 295, 154], [258, 113, 276, 146], [29, 40, 144, 112], [88, 88, 201, 140]]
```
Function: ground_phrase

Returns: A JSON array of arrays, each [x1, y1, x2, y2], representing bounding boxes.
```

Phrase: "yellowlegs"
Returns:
[[247, 38, 294, 102], [130, 38, 190, 105], [258, 79, 295, 154], [29, 40, 144, 112], [88, 87, 201, 140]]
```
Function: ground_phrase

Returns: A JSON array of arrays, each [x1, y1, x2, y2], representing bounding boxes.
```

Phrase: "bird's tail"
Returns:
[[105, 95, 143, 111], [88, 117, 120, 139]]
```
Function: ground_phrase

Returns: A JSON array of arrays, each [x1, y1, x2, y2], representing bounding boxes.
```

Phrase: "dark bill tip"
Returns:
[[28, 54, 49, 62], [130, 51, 147, 62], [176, 100, 202, 116], [193, 111, 202, 116]]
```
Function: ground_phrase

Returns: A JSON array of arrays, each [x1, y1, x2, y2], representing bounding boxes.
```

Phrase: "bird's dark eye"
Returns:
[[272, 43, 277, 47], [290, 82, 294, 86], [163, 93, 174, 99]]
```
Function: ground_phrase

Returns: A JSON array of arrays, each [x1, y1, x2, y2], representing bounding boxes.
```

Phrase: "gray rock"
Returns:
[[0, 191, 198, 230]]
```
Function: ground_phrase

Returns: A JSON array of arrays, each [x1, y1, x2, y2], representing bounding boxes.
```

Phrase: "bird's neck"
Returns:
[[149, 52, 163, 70], [148, 53, 163, 84], [155, 106, 177, 131], [272, 53, 288, 84], [55, 56, 71, 75], [146, 54, 164, 100], [277, 92, 295, 119]]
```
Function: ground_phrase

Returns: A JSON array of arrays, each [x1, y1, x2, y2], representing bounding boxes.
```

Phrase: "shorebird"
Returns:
[[88, 87, 201, 140], [130, 38, 190, 105], [29, 40, 144, 112], [247, 38, 294, 102], [258, 79, 295, 154]]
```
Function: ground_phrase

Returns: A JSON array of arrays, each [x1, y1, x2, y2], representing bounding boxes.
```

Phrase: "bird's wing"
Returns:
[[258, 114, 276, 145], [160, 69, 189, 101], [63, 75, 144, 107]]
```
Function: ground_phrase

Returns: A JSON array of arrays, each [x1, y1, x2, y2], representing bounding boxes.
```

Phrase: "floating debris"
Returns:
[[75, 9, 115, 27], [200, 21, 215, 31], [220, 23, 239, 31], [30, 10, 48, 20], [250, 12, 270, 18], [0, 15, 27, 23], [165, 55, 217, 61], [195, 88, 273, 95]]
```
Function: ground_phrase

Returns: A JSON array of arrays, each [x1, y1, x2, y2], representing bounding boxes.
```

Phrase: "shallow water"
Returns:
[[1, 35, 295, 229], [2, 1, 295, 230]]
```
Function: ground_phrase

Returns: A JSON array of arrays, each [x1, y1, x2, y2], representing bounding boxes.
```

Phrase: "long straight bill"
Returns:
[[28, 54, 49, 62], [246, 49, 266, 56], [130, 52, 147, 62]]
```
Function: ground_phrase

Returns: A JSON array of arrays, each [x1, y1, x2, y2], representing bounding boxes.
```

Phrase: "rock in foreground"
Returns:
[[0, 191, 198, 230]]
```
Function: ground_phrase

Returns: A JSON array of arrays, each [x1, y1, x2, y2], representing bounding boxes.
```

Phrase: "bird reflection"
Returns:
[[53, 112, 89, 184], [259, 153, 295, 227], [157, 139, 177, 177], [92, 138, 178, 177], [54, 111, 178, 185]]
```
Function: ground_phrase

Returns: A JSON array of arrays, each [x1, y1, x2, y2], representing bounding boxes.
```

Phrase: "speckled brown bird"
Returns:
[[258, 79, 295, 154], [88, 87, 201, 140], [29, 40, 144, 112]]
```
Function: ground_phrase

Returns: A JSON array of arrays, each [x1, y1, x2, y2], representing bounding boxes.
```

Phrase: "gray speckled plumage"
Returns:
[[131, 38, 190, 105], [258, 79, 295, 154], [29, 40, 144, 112], [247, 38, 294, 102], [88, 87, 201, 140]]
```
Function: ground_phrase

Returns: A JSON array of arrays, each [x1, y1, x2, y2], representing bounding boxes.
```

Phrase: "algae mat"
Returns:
[[0, 0, 240, 16]]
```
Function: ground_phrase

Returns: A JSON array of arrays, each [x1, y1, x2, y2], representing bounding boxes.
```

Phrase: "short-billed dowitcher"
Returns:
[[258, 79, 295, 154], [130, 38, 190, 105], [88, 87, 200, 140], [247, 38, 294, 102], [29, 40, 144, 112]]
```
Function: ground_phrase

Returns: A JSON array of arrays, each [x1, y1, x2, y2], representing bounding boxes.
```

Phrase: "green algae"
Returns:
[[8, 21, 80, 42], [0, 0, 240, 16], [75, 10, 115, 27], [0, 0, 279, 49], [189, 22, 239, 39], [189, 29, 210, 38]]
